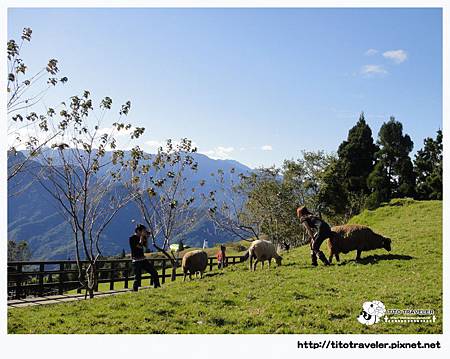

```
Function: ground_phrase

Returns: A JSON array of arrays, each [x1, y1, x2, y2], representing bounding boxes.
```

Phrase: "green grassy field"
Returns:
[[64, 243, 250, 295], [8, 199, 442, 334]]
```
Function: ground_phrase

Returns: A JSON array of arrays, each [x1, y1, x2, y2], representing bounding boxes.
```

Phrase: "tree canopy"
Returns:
[[414, 130, 442, 200]]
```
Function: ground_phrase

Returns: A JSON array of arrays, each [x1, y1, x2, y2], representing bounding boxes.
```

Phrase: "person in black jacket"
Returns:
[[129, 224, 161, 291], [296, 206, 331, 266]]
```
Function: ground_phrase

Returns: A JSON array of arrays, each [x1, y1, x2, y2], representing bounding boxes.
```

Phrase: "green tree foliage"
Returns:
[[366, 162, 391, 209], [240, 151, 337, 248], [368, 117, 415, 207], [319, 113, 377, 219], [316, 157, 350, 220], [414, 130, 442, 200], [283, 150, 334, 216], [244, 167, 305, 248], [7, 240, 31, 261], [337, 112, 378, 194]]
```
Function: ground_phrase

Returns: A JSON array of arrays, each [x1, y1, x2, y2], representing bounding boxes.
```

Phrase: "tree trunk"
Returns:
[[171, 259, 178, 281], [85, 261, 97, 299]]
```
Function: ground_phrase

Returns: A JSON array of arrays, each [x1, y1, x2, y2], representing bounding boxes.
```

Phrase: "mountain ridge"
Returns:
[[8, 150, 252, 260]]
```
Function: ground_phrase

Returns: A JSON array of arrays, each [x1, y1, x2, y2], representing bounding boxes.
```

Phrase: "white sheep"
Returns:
[[242, 240, 283, 271], [181, 250, 208, 281]]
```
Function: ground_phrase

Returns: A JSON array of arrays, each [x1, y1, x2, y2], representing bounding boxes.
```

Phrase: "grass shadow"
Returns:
[[337, 253, 414, 266], [282, 262, 301, 267]]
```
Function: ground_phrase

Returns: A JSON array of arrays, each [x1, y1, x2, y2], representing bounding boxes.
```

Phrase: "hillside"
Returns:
[[8, 199, 442, 334], [8, 151, 251, 260]]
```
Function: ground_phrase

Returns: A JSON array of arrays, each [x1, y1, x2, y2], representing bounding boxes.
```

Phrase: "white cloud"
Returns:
[[261, 145, 273, 151], [8, 126, 62, 151], [8, 125, 120, 152], [217, 146, 234, 154], [383, 49, 408, 64], [200, 146, 235, 160], [144, 140, 164, 151], [360, 64, 388, 77], [365, 49, 378, 56]]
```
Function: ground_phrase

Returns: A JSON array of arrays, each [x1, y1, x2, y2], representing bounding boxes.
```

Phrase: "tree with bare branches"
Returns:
[[116, 138, 203, 281], [35, 91, 144, 298], [206, 167, 261, 243], [7, 27, 68, 183]]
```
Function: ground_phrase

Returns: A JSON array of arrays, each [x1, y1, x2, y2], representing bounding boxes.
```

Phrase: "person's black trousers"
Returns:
[[133, 259, 161, 290], [311, 222, 332, 265], [311, 222, 332, 253]]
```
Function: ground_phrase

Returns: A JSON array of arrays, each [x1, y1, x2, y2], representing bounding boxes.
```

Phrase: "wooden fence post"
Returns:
[[94, 262, 99, 292], [161, 259, 166, 284], [109, 262, 115, 291], [39, 263, 44, 297], [171, 259, 177, 282], [58, 263, 64, 294], [209, 257, 213, 271], [149, 259, 154, 286], [77, 262, 83, 294], [15, 264, 23, 299], [124, 262, 129, 289]]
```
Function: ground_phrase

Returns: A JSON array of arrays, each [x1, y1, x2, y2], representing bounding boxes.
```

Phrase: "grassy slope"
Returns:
[[8, 199, 442, 334]]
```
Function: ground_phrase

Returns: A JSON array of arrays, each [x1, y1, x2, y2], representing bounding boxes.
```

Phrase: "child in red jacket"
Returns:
[[217, 245, 226, 269]]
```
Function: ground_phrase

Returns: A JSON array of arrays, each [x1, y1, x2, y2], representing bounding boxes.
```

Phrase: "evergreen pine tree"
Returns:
[[368, 116, 415, 204], [366, 161, 391, 209], [337, 112, 378, 194], [414, 130, 442, 199]]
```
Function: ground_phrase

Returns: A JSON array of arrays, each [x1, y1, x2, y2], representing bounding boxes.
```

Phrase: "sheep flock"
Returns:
[[180, 224, 392, 281]]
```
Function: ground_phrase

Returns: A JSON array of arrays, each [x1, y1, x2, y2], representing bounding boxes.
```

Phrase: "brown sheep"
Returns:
[[328, 224, 392, 263], [181, 250, 208, 281], [242, 239, 282, 271]]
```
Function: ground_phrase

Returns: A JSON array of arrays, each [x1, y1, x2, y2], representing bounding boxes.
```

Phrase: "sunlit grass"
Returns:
[[8, 199, 442, 334]]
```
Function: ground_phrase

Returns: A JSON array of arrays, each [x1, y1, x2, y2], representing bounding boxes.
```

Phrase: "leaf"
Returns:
[[146, 188, 156, 197], [46, 59, 59, 75], [21, 27, 32, 41], [100, 97, 113, 109], [7, 40, 19, 59]]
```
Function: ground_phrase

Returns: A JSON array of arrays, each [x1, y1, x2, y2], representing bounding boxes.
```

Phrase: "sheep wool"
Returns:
[[243, 239, 283, 271], [181, 250, 208, 281], [328, 224, 392, 263]]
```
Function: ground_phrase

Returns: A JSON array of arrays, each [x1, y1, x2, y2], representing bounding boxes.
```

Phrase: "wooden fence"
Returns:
[[7, 255, 244, 300]]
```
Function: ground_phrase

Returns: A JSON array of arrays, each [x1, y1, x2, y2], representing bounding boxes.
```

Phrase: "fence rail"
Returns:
[[7, 255, 244, 300]]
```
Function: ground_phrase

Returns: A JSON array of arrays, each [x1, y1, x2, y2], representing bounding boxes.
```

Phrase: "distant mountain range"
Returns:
[[8, 150, 252, 260]]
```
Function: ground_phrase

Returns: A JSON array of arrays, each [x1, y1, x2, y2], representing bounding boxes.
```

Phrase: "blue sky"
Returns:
[[8, 8, 442, 168]]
